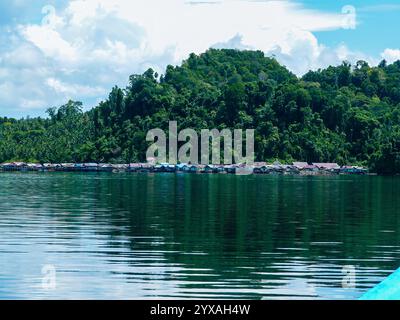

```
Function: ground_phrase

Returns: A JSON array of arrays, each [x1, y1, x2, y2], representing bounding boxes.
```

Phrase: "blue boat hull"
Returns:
[[360, 268, 400, 300]]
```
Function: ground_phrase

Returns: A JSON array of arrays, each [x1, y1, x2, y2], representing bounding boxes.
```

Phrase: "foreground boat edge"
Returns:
[[360, 268, 400, 300]]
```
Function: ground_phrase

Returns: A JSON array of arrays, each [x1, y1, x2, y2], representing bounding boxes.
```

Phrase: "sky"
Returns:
[[0, 0, 399, 118]]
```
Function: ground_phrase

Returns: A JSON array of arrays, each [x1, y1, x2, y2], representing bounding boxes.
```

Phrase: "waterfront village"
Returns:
[[0, 161, 368, 175]]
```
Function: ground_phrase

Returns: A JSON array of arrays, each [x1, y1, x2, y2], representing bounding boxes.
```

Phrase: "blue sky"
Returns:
[[308, 0, 400, 56], [0, 0, 399, 118]]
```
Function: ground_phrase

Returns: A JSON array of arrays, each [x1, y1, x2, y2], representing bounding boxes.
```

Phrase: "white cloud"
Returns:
[[46, 78, 104, 96], [0, 0, 382, 117], [74, 0, 348, 61], [267, 30, 378, 75], [21, 0, 342, 68], [22, 25, 78, 62], [381, 48, 400, 64]]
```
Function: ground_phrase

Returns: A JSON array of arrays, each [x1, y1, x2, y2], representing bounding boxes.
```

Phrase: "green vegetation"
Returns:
[[1, 49, 400, 174]]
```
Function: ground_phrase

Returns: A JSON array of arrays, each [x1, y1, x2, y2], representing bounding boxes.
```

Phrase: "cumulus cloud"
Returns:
[[0, 0, 383, 117], [381, 49, 400, 64], [267, 30, 378, 75]]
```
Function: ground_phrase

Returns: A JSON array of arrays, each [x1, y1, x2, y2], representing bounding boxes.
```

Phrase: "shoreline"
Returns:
[[0, 161, 369, 176]]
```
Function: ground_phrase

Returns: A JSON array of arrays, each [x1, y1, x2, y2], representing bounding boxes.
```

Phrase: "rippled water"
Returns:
[[0, 173, 399, 299]]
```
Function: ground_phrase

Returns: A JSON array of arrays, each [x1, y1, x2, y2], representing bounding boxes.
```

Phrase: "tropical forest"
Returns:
[[1, 49, 400, 174]]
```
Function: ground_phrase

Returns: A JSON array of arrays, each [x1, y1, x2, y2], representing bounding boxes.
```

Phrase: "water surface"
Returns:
[[0, 173, 399, 299]]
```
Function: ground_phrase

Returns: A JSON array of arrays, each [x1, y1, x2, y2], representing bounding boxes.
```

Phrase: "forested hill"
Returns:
[[1, 49, 400, 174]]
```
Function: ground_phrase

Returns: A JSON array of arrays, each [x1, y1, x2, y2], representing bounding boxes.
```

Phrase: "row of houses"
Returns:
[[0, 161, 368, 175], [247, 162, 367, 175], [0, 162, 117, 172], [285, 162, 366, 175]]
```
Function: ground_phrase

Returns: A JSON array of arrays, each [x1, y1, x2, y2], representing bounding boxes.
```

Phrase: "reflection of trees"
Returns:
[[6, 173, 399, 298], [76, 174, 400, 290]]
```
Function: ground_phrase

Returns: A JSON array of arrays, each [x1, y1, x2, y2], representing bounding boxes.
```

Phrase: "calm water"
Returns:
[[0, 173, 399, 300]]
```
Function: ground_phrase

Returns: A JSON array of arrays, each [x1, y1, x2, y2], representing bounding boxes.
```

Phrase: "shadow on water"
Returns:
[[0, 173, 399, 299]]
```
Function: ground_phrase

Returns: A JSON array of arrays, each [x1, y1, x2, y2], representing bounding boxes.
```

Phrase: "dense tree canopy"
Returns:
[[1, 49, 400, 173]]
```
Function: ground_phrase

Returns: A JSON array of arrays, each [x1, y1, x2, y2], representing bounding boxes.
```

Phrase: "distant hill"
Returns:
[[1, 49, 400, 174]]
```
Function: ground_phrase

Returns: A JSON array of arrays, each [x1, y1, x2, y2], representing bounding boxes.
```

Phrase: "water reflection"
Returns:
[[0, 173, 399, 299]]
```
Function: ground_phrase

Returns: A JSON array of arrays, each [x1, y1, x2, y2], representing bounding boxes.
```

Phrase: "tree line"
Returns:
[[1, 49, 400, 174]]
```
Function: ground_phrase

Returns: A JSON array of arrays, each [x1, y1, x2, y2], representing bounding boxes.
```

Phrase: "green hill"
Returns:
[[1, 49, 400, 174]]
